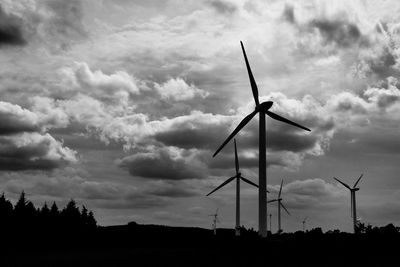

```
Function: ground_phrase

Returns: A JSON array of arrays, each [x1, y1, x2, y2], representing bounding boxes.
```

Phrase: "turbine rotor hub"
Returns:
[[255, 101, 273, 112]]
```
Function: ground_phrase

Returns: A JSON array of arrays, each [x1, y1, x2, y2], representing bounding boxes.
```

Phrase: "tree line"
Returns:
[[0, 191, 97, 234]]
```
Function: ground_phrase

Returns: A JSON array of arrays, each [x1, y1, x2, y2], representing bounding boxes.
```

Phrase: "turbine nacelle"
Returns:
[[256, 101, 273, 112]]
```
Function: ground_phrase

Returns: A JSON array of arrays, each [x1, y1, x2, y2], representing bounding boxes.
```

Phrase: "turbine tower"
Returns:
[[302, 217, 308, 232], [209, 208, 220, 235], [268, 180, 290, 233], [207, 139, 258, 236], [269, 213, 272, 233], [212, 41, 311, 237], [334, 174, 364, 233]]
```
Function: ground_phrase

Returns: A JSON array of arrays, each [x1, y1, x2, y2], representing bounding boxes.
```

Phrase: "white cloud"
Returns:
[[155, 78, 209, 101]]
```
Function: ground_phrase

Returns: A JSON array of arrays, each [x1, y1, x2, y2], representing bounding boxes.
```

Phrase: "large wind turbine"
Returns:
[[212, 41, 311, 237], [334, 174, 364, 233], [268, 180, 290, 233], [207, 139, 258, 236]]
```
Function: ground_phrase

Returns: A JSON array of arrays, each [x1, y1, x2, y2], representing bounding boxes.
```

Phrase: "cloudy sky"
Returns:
[[2, 0, 400, 233]]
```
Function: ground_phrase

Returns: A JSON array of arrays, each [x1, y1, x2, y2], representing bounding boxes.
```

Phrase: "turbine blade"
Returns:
[[353, 173, 363, 188], [240, 176, 258, 188], [334, 177, 351, 190], [206, 177, 236, 196], [267, 199, 278, 203], [240, 41, 259, 106], [265, 111, 311, 132], [278, 179, 283, 198], [234, 139, 239, 174], [280, 202, 290, 215], [213, 110, 258, 157]]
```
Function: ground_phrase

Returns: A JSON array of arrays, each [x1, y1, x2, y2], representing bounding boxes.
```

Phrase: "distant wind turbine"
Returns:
[[334, 174, 364, 233], [268, 180, 290, 233], [302, 217, 308, 232], [209, 208, 220, 235], [207, 139, 258, 236], [213, 41, 311, 237]]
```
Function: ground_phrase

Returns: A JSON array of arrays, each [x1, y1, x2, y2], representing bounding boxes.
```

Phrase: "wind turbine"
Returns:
[[209, 208, 220, 235], [207, 139, 258, 236], [212, 41, 311, 237], [267, 180, 290, 233], [302, 217, 308, 232], [334, 174, 364, 233]]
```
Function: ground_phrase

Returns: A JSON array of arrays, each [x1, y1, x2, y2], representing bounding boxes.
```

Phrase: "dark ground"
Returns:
[[2, 223, 400, 267]]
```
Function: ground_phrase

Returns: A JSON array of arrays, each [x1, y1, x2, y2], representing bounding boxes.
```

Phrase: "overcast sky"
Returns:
[[1, 0, 400, 233]]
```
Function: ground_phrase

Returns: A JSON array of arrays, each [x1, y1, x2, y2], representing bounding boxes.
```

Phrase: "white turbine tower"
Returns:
[[207, 139, 258, 236], [209, 208, 220, 235], [268, 180, 290, 233], [212, 41, 311, 237], [334, 174, 364, 233]]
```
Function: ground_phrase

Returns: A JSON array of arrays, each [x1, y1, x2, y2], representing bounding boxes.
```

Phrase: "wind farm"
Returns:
[[206, 139, 258, 236], [3, 0, 400, 266], [212, 41, 311, 237]]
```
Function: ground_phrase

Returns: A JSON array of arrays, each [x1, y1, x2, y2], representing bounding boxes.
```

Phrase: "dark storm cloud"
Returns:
[[117, 147, 206, 180], [309, 18, 367, 48], [267, 179, 345, 210], [366, 47, 397, 79], [282, 4, 295, 24], [207, 0, 237, 15], [286, 6, 369, 50], [0, 104, 38, 134], [0, 5, 26, 46], [0, 100, 75, 171], [0, 133, 76, 171], [242, 128, 322, 153], [208, 150, 301, 171], [145, 185, 200, 198], [154, 124, 229, 150], [42, 0, 87, 40]]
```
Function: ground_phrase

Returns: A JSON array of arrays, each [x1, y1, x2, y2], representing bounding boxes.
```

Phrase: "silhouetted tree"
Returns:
[[40, 202, 50, 216], [382, 223, 398, 235], [61, 199, 82, 229], [14, 191, 27, 212], [87, 211, 97, 228], [0, 193, 13, 229], [50, 201, 59, 217], [81, 205, 88, 224], [0, 193, 13, 214]]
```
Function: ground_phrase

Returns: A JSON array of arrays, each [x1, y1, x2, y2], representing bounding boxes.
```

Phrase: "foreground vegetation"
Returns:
[[1, 193, 399, 266]]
